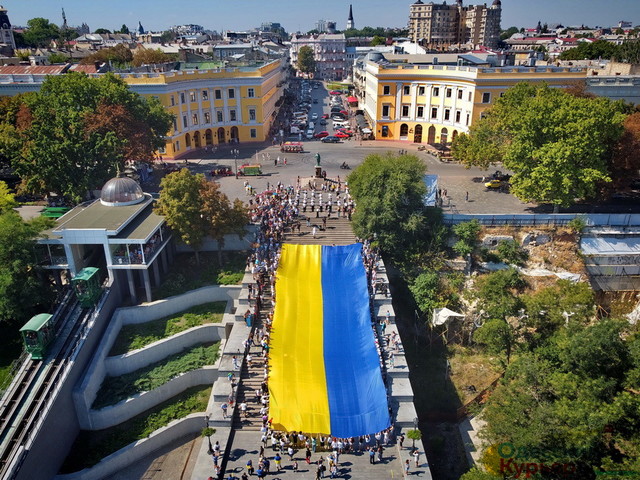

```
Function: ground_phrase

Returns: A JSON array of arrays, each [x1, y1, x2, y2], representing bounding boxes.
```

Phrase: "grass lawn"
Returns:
[[153, 251, 246, 299], [93, 342, 219, 409], [448, 344, 502, 405], [109, 302, 226, 356], [60, 385, 211, 473]]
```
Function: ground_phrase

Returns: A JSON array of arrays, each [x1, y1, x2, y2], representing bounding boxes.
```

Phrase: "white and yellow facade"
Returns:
[[120, 59, 288, 158], [354, 56, 587, 144]]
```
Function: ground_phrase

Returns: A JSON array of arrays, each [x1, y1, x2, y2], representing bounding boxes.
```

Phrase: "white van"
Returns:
[[333, 120, 348, 128], [308, 121, 315, 130]]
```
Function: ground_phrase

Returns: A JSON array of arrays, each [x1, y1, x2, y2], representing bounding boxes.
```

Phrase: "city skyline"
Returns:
[[3, 0, 640, 34]]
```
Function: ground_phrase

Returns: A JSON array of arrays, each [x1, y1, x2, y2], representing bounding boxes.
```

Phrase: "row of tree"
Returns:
[[452, 82, 640, 211], [559, 38, 640, 63]]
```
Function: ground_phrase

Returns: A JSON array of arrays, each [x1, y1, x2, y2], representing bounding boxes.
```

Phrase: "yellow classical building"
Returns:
[[121, 59, 288, 158], [353, 54, 587, 145]]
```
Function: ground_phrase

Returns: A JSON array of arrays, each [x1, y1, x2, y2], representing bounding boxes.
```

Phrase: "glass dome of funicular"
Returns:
[[99, 175, 145, 206]]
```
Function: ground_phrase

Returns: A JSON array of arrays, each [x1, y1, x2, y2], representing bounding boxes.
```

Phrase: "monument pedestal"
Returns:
[[315, 166, 322, 178]]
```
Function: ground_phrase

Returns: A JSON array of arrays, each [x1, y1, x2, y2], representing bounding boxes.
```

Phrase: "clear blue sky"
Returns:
[[3, 0, 640, 33]]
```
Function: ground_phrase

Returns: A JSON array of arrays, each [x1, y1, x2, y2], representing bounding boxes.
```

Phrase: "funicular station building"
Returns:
[[37, 176, 172, 304]]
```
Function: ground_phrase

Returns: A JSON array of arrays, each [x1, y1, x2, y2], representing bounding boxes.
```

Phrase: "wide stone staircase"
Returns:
[[231, 285, 271, 431], [284, 213, 356, 245]]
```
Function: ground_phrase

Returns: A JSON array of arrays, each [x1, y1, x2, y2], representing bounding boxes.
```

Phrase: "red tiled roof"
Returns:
[[69, 64, 98, 73], [0, 65, 68, 75]]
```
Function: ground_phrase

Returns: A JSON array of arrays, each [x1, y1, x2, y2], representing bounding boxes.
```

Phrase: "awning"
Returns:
[[432, 307, 464, 327], [361, 128, 372, 134], [347, 96, 358, 103]]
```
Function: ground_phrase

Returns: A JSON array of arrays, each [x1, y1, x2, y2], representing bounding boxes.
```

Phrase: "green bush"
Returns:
[[61, 385, 211, 472], [109, 302, 226, 355], [495, 240, 528, 266], [93, 343, 220, 409]]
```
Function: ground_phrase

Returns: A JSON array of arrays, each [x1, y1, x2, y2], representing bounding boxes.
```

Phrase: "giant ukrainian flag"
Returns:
[[268, 243, 390, 438]]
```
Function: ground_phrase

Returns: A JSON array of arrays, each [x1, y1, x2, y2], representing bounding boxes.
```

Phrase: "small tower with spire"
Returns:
[[346, 4, 354, 30], [0, 5, 15, 52], [138, 21, 145, 35]]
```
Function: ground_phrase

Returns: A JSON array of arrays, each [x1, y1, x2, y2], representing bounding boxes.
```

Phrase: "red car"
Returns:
[[329, 90, 341, 95], [314, 131, 330, 139], [336, 129, 354, 136], [340, 110, 349, 116], [321, 113, 329, 119], [334, 132, 350, 139]]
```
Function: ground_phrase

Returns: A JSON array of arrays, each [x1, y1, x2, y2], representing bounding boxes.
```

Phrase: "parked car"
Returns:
[[322, 113, 330, 119], [329, 90, 341, 95], [334, 132, 350, 139], [311, 113, 318, 120], [485, 179, 509, 190], [321, 135, 341, 143], [314, 131, 330, 139], [319, 119, 328, 125], [336, 128, 354, 136]]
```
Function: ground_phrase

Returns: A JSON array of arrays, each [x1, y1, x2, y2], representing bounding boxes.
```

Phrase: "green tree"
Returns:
[[0, 181, 17, 213], [0, 211, 55, 327], [159, 30, 176, 44], [94, 28, 112, 34], [453, 83, 626, 210], [117, 24, 130, 35], [473, 268, 526, 321], [297, 45, 316, 75], [156, 169, 209, 264], [500, 26, 519, 40], [132, 47, 174, 67], [9, 72, 172, 202], [48, 52, 69, 64], [201, 427, 216, 454], [495, 239, 528, 266], [615, 39, 640, 67], [80, 43, 133, 67], [409, 272, 441, 314], [406, 428, 422, 449], [199, 180, 249, 265], [480, 320, 638, 472], [347, 152, 428, 258], [22, 18, 60, 48], [452, 219, 480, 257], [371, 35, 385, 46], [474, 318, 515, 364], [559, 39, 619, 60]]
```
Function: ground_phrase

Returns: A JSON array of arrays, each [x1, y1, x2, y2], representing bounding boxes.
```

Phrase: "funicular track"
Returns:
[[0, 289, 107, 479]]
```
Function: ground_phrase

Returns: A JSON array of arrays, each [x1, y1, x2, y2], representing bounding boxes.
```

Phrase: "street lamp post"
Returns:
[[231, 148, 239, 178]]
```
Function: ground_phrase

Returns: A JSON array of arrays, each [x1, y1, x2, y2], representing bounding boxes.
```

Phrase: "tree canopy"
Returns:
[[347, 152, 429, 258], [156, 169, 249, 264], [80, 44, 133, 66], [132, 47, 175, 67], [3, 72, 172, 203], [297, 46, 316, 75], [452, 83, 626, 209], [0, 211, 56, 328], [559, 39, 619, 60], [21, 18, 60, 48]]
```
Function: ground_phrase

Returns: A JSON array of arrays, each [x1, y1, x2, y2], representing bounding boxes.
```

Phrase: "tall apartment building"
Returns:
[[408, 0, 502, 49], [290, 34, 347, 80]]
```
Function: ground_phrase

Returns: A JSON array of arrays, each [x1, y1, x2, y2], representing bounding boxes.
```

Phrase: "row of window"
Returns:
[[382, 104, 470, 125], [382, 85, 492, 104], [177, 107, 258, 129], [170, 88, 256, 106]]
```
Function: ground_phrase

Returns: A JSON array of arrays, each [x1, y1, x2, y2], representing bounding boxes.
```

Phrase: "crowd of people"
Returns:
[[207, 180, 418, 479]]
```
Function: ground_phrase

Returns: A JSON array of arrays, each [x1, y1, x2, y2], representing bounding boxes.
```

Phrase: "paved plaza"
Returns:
[[156, 139, 537, 216]]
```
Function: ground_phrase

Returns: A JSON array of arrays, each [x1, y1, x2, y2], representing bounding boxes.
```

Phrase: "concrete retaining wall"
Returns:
[[74, 285, 238, 430], [175, 228, 257, 253], [105, 325, 226, 376], [87, 367, 217, 431], [54, 414, 206, 480]]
